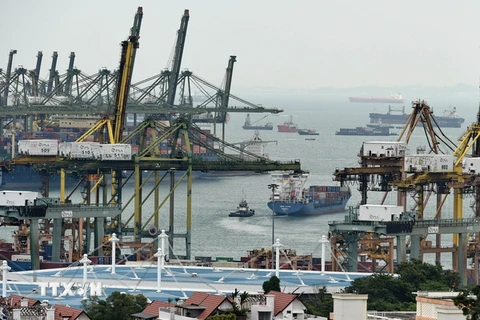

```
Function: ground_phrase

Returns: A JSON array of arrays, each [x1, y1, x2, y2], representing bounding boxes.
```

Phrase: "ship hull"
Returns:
[[277, 125, 298, 133], [242, 125, 273, 130], [298, 131, 319, 135], [336, 127, 395, 136], [267, 185, 351, 216], [267, 196, 350, 216], [349, 97, 404, 103], [369, 113, 464, 128]]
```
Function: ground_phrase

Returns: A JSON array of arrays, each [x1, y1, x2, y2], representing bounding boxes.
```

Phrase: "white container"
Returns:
[[18, 140, 58, 156], [362, 141, 407, 157], [69, 142, 100, 159], [358, 204, 403, 222], [462, 157, 480, 174], [100, 144, 132, 160], [0, 190, 38, 206], [405, 155, 453, 172]]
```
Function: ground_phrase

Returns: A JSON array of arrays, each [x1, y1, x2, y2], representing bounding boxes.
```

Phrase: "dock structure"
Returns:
[[329, 207, 480, 286], [0, 7, 301, 269], [332, 101, 480, 286]]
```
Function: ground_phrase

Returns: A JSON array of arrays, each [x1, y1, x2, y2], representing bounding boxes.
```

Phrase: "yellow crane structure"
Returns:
[[331, 100, 480, 280], [3, 8, 302, 262]]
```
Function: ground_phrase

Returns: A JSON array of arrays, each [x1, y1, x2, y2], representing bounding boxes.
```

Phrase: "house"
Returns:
[[415, 291, 464, 320], [143, 292, 234, 320], [0, 295, 90, 320], [132, 300, 176, 319], [53, 304, 91, 320], [251, 291, 306, 320], [177, 292, 235, 319]]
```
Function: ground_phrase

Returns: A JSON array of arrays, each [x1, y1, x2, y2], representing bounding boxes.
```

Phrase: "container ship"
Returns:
[[349, 93, 404, 103], [336, 126, 396, 136], [266, 171, 351, 216], [369, 106, 465, 128], [242, 114, 273, 130], [277, 116, 298, 133]]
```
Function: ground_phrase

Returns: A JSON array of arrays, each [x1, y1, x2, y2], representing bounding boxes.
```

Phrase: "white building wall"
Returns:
[[436, 306, 464, 320], [251, 304, 274, 320], [277, 299, 305, 320], [332, 294, 368, 320]]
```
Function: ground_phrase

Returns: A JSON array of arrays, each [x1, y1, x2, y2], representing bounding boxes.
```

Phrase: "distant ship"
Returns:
[[277, 116, 298, 133], [298, 129, 319, 136], [369, 106, 465, 128], [242, 114, 273, 130], [336, 126, 396, 136], [266, 171, 351, 216], [349, 93, 404, 104]]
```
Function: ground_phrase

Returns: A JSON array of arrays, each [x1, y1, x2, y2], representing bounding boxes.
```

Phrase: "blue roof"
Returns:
[[3, 264, 371, 309]]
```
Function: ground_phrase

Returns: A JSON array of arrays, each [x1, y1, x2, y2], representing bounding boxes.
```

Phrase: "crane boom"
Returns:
[[167, 9, 189, 107], [2, 50, 17, 106], [112, 8, 142, 143], [47, 51, 58, 93]]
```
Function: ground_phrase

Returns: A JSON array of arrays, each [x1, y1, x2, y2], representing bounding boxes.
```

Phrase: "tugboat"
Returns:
[[229, 198, 255, 217]]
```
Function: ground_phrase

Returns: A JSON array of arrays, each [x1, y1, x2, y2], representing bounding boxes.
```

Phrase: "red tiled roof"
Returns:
[[143, 300, 175, 317], [268, 291, 299, 316], [54, 304, 88, 320], [184, 292, 232, 320], [8, 295, 39, 307]]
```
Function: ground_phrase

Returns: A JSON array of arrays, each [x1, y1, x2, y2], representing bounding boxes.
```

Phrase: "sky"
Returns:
[[1, 0, 480, 90]]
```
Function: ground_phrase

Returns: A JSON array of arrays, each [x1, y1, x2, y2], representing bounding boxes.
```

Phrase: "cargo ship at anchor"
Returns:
[[242, 114, 273, 130], [267, 171, 351, 216], [349, 93, 404, 103], [369, 105, 465, 128]]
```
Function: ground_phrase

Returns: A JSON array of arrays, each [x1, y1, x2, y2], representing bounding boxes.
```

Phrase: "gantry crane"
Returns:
[[331, 100, 467, 274]]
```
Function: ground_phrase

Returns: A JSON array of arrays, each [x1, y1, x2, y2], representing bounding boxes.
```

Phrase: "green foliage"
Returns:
[[82, 291, 149, 320], [453, 285, 480, 319], [395, 259, 460, 291], [262, 276, 280, 293], [207, 314, 236, 320], [338, 259, 461, 312], [342, 273, 416, 311], [301, 287, 333, 318]]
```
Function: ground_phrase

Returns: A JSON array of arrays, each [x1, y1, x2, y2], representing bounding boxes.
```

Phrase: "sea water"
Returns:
[[1, 91, 478, 268]]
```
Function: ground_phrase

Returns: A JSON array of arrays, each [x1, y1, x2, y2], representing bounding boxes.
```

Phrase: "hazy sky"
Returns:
[[1, 0, 480, 89]]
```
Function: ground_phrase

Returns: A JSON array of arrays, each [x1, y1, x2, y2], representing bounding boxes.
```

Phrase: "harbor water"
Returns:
[[1, 91, 478, 267]]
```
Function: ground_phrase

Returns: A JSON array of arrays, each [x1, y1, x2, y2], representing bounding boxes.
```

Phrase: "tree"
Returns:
[[82, 291, 149, 320], [228, 288, 249, 318], [342, 273, 416, 311], [453, 285, 480, 319], [340, 260, 461, 312], [262, 276, 280, 293], [395, 259, 460, 291], [300, 287, 333, 318]]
